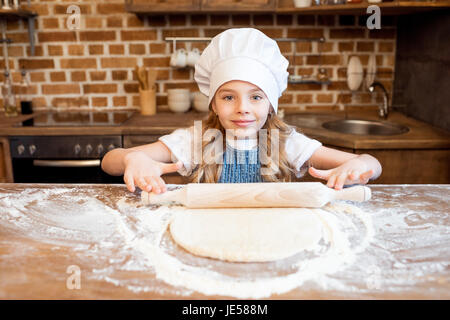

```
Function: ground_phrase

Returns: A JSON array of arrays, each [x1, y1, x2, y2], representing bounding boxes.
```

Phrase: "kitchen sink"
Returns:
[[322, 119, 409, 136]]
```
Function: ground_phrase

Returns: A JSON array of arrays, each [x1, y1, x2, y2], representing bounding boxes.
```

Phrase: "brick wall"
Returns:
[[1, 0, 396, 113]]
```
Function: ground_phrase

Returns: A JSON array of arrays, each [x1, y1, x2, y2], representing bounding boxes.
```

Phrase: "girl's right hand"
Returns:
[[122, 151, 183, 193]]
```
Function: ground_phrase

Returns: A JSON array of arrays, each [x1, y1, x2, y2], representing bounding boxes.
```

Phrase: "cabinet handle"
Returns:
[[33, 160, 101, 168]]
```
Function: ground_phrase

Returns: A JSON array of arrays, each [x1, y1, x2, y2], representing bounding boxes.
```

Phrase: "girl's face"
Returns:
[[211, 80, 271, 139]]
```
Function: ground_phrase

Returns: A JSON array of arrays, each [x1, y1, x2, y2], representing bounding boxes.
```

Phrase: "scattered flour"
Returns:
[[0, 184, 448, 298]]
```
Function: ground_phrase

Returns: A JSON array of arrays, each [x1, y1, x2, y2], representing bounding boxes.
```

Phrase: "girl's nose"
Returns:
[[235, 99, 250, 114]]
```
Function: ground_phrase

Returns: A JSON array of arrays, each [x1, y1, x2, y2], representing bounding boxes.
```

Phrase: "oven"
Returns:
[[8, 110, 135, 184], [9, 135, 124, 183]]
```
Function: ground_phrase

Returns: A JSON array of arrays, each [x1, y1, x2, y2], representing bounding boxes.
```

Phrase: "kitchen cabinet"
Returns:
[[0, 137, 13, 183], [277, 143, 450, 184], [126, 0, 450, 15], [303, 144, 450, 184], [354, 148, 450, 184], [123, 135, 450, 184]]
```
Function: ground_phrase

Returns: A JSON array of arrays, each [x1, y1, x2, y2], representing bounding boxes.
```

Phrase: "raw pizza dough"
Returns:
[[169, 208, 323, 262]]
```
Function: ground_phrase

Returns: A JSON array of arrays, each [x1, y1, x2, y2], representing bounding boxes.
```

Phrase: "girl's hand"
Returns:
[[123, 151, 182, 193], [308, 157, 374, 190]]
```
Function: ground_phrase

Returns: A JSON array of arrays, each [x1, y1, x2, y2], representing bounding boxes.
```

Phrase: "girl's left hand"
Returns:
[[308, 162, 374, 190]]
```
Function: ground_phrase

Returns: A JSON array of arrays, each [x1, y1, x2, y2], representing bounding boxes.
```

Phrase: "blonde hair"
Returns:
[[189, 104, 296, 183]]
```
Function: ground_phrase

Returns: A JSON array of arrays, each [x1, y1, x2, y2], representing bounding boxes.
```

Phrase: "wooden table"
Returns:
[[0, 183, 448, 299]]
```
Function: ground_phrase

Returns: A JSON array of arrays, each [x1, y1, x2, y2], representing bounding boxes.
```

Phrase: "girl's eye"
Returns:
[[223, 95, 233, 101], [252, 95, 262, 101]]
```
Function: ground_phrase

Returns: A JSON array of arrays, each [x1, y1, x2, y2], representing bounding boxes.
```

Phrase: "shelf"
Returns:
[[288, 79, 332, 85], [126, 0, 450, 15], [0, 8, 37, 18], [277, 1, 450, 15], [0, 8, 38, 56]]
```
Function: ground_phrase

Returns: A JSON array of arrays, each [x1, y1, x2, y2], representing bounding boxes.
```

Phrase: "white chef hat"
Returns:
[[194, 28, 289, 114]]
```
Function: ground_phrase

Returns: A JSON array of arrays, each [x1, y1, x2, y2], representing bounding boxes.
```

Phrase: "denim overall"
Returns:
[[218, 144, 262, 183]]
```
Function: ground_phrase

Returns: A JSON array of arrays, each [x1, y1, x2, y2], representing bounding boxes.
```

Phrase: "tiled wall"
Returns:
[[0, 0, 397, 113]]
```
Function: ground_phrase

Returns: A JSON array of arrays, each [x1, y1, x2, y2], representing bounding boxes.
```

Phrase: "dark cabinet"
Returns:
[[0, 137, 13, 183]]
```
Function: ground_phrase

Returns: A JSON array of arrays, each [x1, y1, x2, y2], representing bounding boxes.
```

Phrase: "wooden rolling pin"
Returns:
[[141, 182, 371, 208]]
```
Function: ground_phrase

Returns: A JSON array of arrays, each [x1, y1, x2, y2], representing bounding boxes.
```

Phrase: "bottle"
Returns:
[[19, 70, 33, 115], [2, 71, 18, 117], [2, 0, 12, 10]]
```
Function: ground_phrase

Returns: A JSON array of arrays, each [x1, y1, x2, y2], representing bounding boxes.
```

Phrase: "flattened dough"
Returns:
[[169, 208, 323, 262]]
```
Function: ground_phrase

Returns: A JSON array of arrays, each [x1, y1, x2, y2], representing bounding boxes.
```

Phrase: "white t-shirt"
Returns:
[[159, 126, 322, 178]]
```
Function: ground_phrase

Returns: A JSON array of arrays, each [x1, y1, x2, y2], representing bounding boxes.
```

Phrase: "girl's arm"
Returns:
[[307, 146, 382, 190], [101, 141, 172, 175], [101, 141, 182, 193]]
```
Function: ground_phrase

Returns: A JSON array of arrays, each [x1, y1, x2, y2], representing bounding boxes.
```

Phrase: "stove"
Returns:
[[9, 110, 136, 183]]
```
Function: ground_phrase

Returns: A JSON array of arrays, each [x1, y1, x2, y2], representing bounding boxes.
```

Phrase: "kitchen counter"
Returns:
[[0, 110, 449, 150], [0, 183, 448, 299], [284, 111, 450, 150]]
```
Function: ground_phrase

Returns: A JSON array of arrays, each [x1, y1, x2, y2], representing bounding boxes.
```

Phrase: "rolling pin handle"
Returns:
[[334, 185, 371, 202], [142, 187, 186, 206]]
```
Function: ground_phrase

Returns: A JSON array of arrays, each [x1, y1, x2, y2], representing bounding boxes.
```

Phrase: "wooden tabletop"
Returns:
[[0, 183, 448, 299]]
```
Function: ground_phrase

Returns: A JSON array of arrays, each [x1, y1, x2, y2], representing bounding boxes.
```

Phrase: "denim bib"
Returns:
[[218, 144, 262, 183]]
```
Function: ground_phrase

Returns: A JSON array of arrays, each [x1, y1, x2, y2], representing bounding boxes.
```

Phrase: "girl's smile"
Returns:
[[231, 119, 256, 127]]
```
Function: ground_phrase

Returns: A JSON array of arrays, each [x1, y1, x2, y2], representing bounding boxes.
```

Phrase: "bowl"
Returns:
[[191, 92, 209, 112], [167, 89, 190, 100], [168, 88, 190, 95], [168, 96, 191, 103], [168, 101, 191, 113], [193, 100, 209, 112], [293, 0, 312, 7]]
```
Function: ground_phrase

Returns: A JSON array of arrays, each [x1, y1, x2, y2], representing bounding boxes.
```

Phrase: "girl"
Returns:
[[102, 28, 381, 194]]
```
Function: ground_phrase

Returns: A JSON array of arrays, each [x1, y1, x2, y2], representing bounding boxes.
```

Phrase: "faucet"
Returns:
[[368, 81, 389, 119]]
